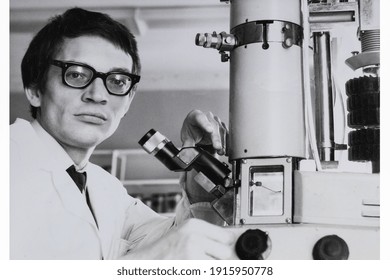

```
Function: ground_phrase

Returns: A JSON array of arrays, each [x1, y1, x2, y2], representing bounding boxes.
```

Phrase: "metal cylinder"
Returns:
[[228, 0, 305, 160], [313, 32, 335, 162], [230, 0, 301, 28]]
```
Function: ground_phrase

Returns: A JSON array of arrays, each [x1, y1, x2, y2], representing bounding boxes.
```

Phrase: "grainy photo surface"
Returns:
[[9, 0, 380, 265]]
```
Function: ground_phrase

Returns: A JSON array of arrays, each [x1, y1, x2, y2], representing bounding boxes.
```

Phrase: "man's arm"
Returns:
[[120, 218, 235, 259], [121, 110, 235, 259]]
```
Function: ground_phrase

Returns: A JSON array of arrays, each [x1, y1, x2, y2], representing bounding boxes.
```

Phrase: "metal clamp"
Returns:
[[231, 20, 303, 49]]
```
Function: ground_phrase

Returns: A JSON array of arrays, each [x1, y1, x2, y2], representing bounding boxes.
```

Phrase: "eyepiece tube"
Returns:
[[138, 129, 170, 155], [139, 129, 184, 171]]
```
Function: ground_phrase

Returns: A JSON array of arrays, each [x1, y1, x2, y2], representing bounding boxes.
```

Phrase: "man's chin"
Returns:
[[68, 132, 107, 150], [65, 124, 115, 150]]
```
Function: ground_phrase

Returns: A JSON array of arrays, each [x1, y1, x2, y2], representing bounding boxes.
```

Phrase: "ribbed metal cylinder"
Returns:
[[361, 30, 380, 52]]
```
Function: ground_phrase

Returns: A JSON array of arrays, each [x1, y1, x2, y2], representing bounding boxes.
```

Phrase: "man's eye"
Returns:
[[67, 71, 87, 80], [112, 79, 125, 87], [108, 76, 129, 88]]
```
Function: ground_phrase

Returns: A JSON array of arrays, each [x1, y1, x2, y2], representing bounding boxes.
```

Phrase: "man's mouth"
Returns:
[[75, 112, 108, 124]]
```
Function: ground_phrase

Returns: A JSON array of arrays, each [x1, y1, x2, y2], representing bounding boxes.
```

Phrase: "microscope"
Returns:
[[140, 0, 379, 260]]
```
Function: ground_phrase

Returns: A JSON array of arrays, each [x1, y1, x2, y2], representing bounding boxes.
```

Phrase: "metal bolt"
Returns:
[[220, 52, 230, 62], [224, 36, 232, 44], [351, 51, 359, 56], [286, 157, 292, 163], [285, 218, 292, 224], [240, 219, 246, 225], [242, 159, 247, 164], [284, 38, 293, 48]]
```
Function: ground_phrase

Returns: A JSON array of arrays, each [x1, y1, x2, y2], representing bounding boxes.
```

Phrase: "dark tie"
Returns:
[[66, 165, 99, 228], [66, 165, 87, 193]]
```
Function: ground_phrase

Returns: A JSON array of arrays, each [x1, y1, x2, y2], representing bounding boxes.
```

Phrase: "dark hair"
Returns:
[[21, 7, 141, 118]]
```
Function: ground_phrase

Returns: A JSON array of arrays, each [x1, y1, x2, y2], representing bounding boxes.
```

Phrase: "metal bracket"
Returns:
[[231, 20, 303, 49]]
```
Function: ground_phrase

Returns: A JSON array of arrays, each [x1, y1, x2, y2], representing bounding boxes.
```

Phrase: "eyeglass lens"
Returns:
[[64, 65, 132, 95], [65, 65, 93, 87]]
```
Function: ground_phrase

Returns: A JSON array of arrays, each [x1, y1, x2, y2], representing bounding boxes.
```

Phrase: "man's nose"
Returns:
[[82, 78, 108, 104]]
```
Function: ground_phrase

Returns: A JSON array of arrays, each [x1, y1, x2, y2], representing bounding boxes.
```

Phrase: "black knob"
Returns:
[[235, 229, 268, 260], [312, 235, 349, 260]]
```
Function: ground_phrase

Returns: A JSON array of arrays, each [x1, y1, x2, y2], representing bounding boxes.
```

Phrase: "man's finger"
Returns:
[[214, 115, 227, 155], [193, 110, 213, 133], [222, 121, 229, 154], [204, 112, 222, 151]]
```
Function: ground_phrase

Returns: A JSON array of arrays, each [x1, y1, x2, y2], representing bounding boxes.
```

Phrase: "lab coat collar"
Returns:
[[32, 120, 118, 258], [28, 120, 99, 227], [13, 119, 116, 259], [31, 120, 88, 171]]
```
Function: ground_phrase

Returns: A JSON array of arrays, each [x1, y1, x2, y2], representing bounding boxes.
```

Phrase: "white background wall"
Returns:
[[10, 0, 231, 149], [9, 0, 373, 170]]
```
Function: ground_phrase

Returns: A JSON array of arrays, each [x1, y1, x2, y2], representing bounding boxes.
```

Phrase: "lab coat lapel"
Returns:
[[23, 120, 99, 229], [14, 120, 106, 256], [85, 168, 118, 259], [51, 168, 99, 228]]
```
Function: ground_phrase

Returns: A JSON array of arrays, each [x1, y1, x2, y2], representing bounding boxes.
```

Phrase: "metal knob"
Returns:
[[235, 229, 269, 260]]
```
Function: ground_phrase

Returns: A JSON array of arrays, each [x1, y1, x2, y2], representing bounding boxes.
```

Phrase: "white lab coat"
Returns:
[[10, 119, 175, 259]]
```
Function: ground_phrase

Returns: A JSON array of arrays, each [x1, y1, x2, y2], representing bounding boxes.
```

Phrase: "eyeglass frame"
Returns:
[[50, 59, 141, 96]]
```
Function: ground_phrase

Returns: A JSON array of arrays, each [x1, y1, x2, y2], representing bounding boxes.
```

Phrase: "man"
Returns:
[[10, 7, 234, 260]]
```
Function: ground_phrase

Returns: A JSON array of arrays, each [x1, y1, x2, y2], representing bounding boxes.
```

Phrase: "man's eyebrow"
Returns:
[[61, 60, 132, 73], [109, 67, 131, 73]]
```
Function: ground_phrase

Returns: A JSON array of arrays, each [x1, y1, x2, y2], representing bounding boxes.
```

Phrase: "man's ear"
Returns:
[[25, 87, 42, 107]]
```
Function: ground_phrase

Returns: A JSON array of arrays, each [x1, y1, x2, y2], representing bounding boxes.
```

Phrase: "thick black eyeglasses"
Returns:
[[50, 60, 140, 96]]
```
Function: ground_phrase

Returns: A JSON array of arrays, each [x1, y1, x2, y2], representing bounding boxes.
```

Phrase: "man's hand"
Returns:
[[181, 110, 228, 156], [180, 110, 229, 204], [122, 219, 236, 259]]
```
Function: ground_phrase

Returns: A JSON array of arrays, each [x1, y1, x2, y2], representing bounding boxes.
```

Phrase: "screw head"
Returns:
[[285, 38, 293, 47]]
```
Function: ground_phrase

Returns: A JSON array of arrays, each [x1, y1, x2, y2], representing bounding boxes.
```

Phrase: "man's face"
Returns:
[[32, 36, 135, 150]]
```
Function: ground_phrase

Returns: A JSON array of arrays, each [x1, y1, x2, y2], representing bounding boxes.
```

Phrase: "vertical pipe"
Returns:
[[313, 32, 335, 162], [228, 0, 305, 160]]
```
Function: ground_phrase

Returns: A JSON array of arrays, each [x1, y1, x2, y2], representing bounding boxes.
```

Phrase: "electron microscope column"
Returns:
[[228, 0, 306, 161]]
